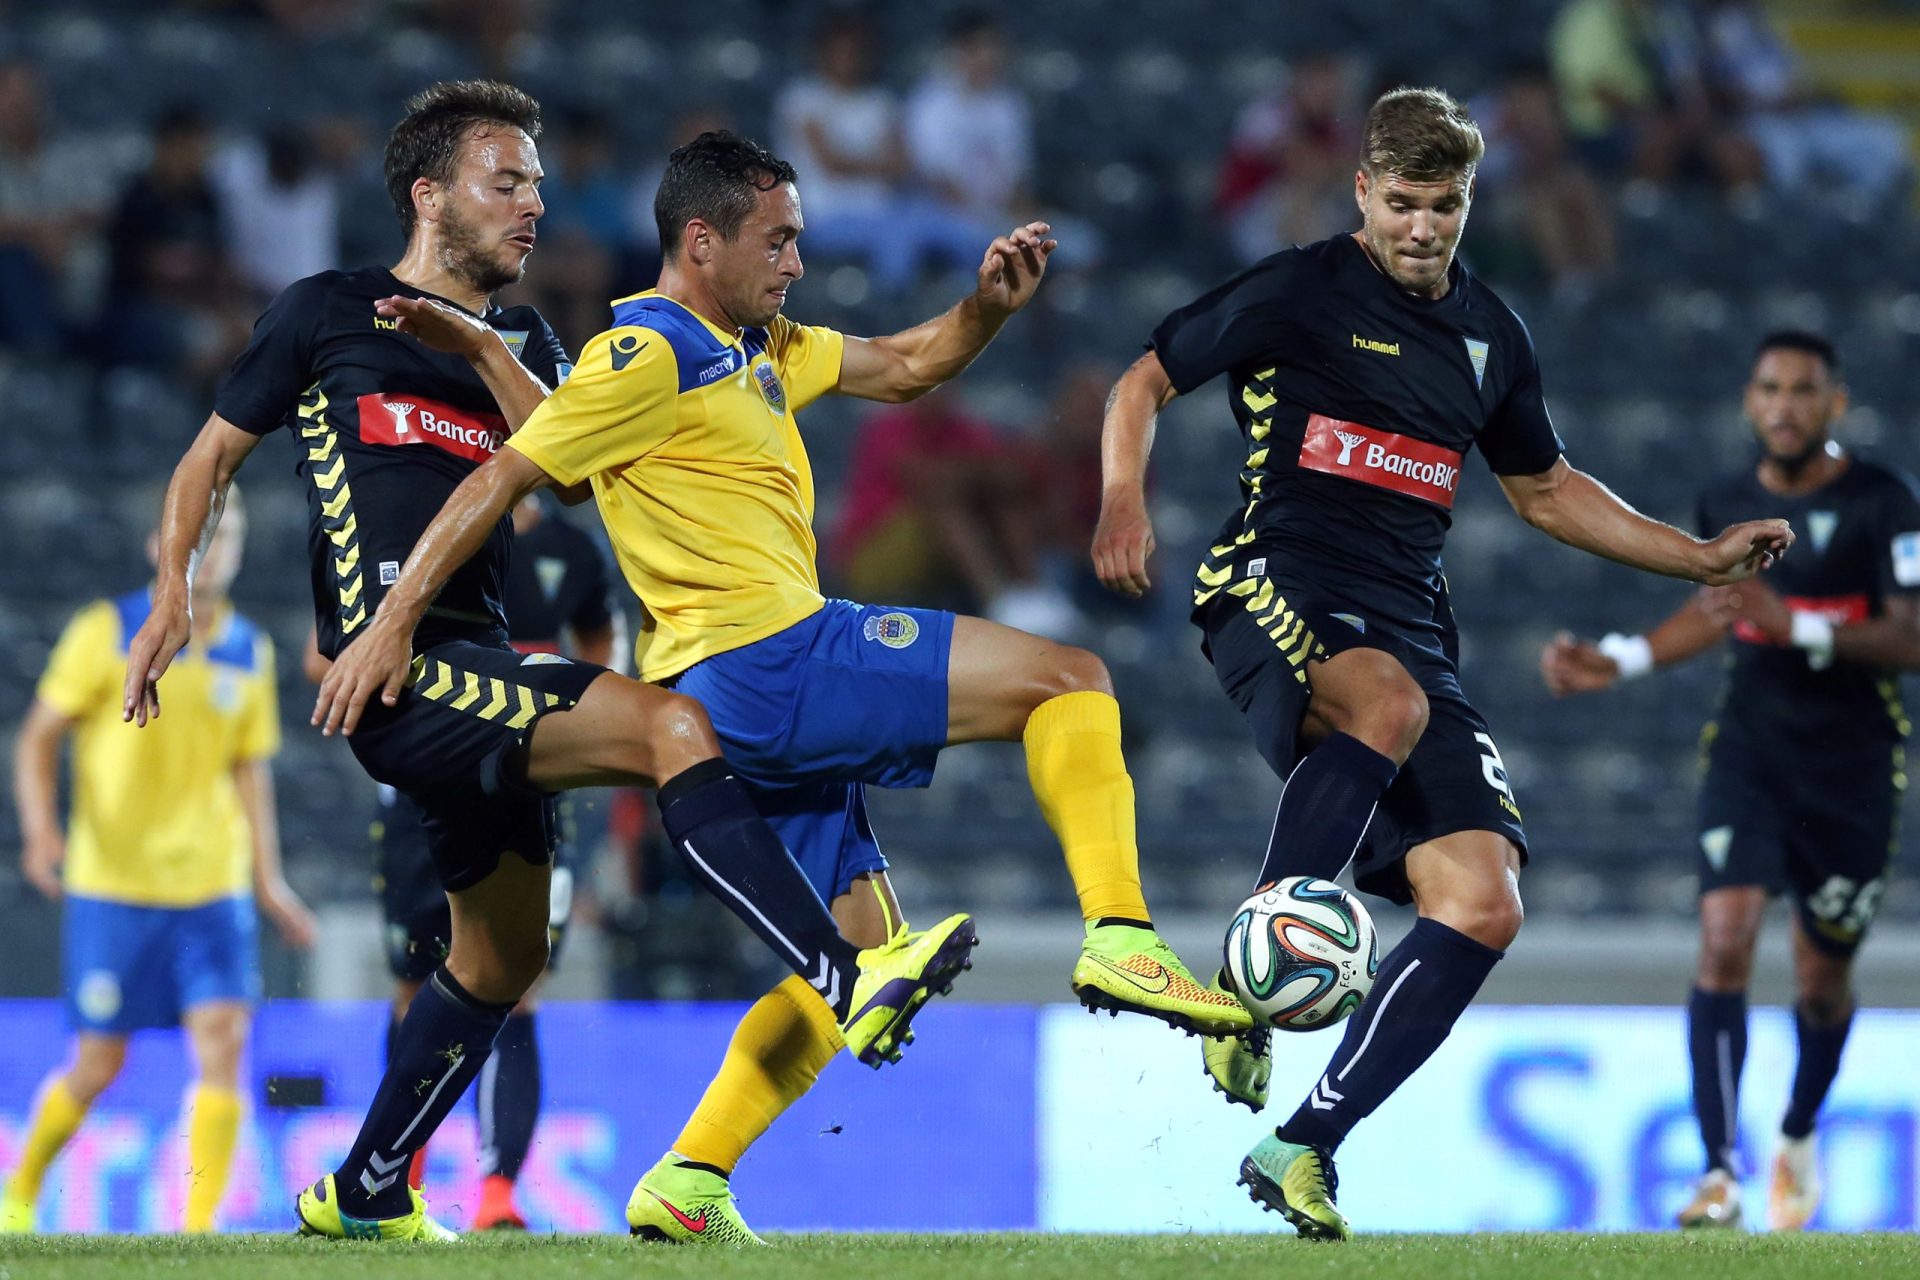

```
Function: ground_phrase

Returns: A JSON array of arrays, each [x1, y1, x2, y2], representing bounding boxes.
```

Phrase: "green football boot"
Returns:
[[294, 1174, 459, 1242], [627, 1155, 765, 1246], [841, 913, 977, 1067], [1201, 972, 1270, 1110], [1238, 1134, 1351, 1240], [1071, 923, 1252, 1037]]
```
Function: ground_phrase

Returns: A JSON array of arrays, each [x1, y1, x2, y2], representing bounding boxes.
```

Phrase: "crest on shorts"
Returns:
[[1700, 825, 1733, 874], [1331, 612, 1366, 635], [753, 361, 787, 415], [863, 611, 919, 649], [1463, 338, 1490, 389]]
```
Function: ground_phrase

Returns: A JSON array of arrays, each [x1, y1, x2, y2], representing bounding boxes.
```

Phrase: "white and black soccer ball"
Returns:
[[1222, 876, 1379, 1032]]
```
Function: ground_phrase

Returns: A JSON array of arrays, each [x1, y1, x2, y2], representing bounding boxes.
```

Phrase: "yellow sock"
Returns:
[[7, 1076, 89, 1204], [183, 1084, 241, 1233], [1023, 690, 1151, 924], [673, 975, 843, 1174]]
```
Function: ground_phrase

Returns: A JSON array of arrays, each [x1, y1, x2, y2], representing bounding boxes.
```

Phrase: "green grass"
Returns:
[[2, 1232, 1917, 1280]]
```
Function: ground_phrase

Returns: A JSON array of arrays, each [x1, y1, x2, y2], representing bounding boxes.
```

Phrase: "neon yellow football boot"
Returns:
[[0, 1192, 33, 1234], [841, 913, 978, 1067], [1072, 922, 1252, 1037], [1201, 972, 1270, 1110], [1239, 1135, 1351, 1240], [294, 1173, 459, 1242], [627, 1154, 765, 1246]]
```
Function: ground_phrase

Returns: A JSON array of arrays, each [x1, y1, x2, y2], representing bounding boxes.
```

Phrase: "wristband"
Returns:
[[1596, 632, 1653, 680], [1790, 611, 1835, 669]]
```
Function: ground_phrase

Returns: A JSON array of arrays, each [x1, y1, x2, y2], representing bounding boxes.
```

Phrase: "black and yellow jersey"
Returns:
[[213, 268, 568, 658]]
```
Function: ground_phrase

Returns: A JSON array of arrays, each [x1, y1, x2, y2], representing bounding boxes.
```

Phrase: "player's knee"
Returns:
[[1696, 927, 1758, 988], [1799, 984, 1852, 1026], [67, 1045, 127, 1101], [1354, 684, 1428, 761], [1460, 889, 1524, 951], [1034, 643, 1114, 703], [633, 689, 720, 779]]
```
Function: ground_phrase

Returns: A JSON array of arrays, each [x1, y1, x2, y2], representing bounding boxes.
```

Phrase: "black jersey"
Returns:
[[503, 509, 614, 653], [214, 268, 568, 659], [1697, 455, 1920, 746], [1151, 234, 1564, 629]]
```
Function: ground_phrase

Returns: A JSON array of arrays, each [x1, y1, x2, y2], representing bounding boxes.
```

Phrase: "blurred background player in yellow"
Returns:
[[2, 489, 315, 1234]]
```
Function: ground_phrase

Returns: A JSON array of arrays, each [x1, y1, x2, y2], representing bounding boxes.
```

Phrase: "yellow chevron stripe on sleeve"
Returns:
[[313, 454, 346, 489], [335, 544, 360, 575], [321, 487, 353, 519], [1242, 387, 1277, 414], [338, 577, 363, 607], [407, 655, 428, 686], [421, 661, 456, 700], [1226, 578, 1259, 597], [506, 685, 539, 729], [449, 669, 483, 710], [1198, 562, 1234, 588], [478, 678, 510, 721], [340, 604, 366, 633]]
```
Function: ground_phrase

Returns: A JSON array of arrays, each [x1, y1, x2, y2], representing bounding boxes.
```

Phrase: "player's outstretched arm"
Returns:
[[313, 446, 555, 737], [123, 415, 263, 726], [12, 699, 73, 899], [1540, 596, 1729, 696], [1499, 458, 1793, 586], [836, 222, 1056, 403], [1702, 579, 1920, 670], [1093, 350, 1179, 598]]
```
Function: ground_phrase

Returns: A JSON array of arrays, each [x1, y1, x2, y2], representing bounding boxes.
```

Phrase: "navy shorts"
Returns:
[[668, 600, 953, 902], [347, 638, 604, 892], [1698, 725, 1900, 956], [63, 895, 259, 1032], [1198, 568, 1527, 905], [371, 785, 576, 982]]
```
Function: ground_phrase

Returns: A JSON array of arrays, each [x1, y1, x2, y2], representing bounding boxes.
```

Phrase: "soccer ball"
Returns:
[[1222, 876, 1379, 1031]]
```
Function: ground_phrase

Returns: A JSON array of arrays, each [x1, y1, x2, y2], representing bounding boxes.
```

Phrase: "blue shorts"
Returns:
[[62, 895, 260, 1033], [669, 600, 953, 901]]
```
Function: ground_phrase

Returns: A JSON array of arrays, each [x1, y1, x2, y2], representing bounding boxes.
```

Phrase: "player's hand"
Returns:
[[1695, 519, 1794, 586], [259, 877, 318, 949], [374, 295, 494, 360], [1092, 492, 1155, 598], [312, 613, 415, 737], [122, 590, 192, 726], [22, 829, 65, 900], [974, 222, 1056, 320], [1539, 631, 1619, 696], [1699, 579, 1791, 642]]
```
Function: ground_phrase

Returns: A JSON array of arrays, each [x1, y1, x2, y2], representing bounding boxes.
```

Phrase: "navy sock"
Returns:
[[1279, 918, 1502, 1152], [658, 759, 860, 1020], [476, 1010, 541, 1181], [1781, 1000, 1853, 1140], [335, 967, 511, 1217], [1689, 987, 1748, 1174], [385, 1013, 401, 1065], [1258, 733, 1398, 886]]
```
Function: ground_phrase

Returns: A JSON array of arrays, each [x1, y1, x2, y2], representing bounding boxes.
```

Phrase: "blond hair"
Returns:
[[1362, 86, 1484, 181]]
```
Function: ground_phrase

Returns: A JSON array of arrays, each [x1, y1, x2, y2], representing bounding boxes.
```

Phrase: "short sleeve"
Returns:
[[1148, 254, 1301, 394], [507, 326, 678, 486], [235, 635, 282, 761], [1875, 472, 1920, 597], [213, 273, 332, 434], [36, 602, 116, 719], [769, 316, 845, 411], [1475, 322, 1565, 476]]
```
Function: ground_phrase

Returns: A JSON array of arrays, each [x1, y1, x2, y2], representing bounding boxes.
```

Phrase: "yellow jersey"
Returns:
[[35, 591, 280, 906], [507, 291, 845, 681]]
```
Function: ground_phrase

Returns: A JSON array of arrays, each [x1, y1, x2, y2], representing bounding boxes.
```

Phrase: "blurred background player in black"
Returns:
[[1543, 330, 1920, 1232], [306, 489, 618, 1230], [1095, 85, 1793, 1239]]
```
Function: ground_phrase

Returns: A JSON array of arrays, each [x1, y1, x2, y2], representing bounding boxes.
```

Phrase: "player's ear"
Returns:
[[685, 218, 714, 266], [412, 176, 439, 226], [1353, 168, 1369, 217]]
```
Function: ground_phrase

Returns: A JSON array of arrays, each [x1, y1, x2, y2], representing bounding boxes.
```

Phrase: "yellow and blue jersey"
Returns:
[[35, 590, 280, 907], [506, 291, 845, 681]]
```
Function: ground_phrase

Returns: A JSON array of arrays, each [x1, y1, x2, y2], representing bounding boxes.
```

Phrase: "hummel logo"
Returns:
[[651, 1193, 709, 1234], [1332, 430, 1366, 468], [1308, 1075, 1346, 1111], [360, 1151, 408, 1196], [808, 954, 842, 1010]]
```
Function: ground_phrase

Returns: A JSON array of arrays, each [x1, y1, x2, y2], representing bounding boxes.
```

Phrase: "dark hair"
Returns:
[[1363, 86, 1484, 180], [1755, 329, 1840, 375], [384, 80, 542, 237], [653, 130, 797, 256]]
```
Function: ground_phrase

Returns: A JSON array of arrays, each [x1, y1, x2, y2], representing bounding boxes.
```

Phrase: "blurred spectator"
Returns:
[[831, 390, 1079, 638], [1027, 362, 1142, 618], [1213, 54, 1361, 264], [1475, 69, 1617, 305], [624, 106, 733, 268], [1696, 0, 1909, 208], [211, 122, 342, 300], [538, 108, 642, 257], [101, 107, 248, 388], [0, 60, 119, 359], [774, 12, 983, 292], [1549, 0, 1764, 198], [905, 10, 1032, 230], [500, 226, 618, 361]]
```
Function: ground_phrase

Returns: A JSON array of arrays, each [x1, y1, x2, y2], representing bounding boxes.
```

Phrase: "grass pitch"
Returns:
[[3, 1232, 1917, 1280]]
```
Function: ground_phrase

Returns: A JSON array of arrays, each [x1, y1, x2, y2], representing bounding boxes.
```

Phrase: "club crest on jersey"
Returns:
[[1807, 511, 1837, 556], [753, 361, 787, 415], [495, 330, 529, 359], [1464, 338, 1490, 389], [536, 557, 567, 602], [863, 611, 919, 649]]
